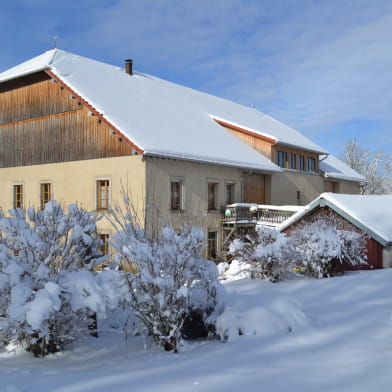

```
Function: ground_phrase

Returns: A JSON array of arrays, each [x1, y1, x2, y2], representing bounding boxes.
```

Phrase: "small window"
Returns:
[[207, 231, 217, 260], [40, 183, 51, 210], [208, 182, 218, 210], [98, 233, 110, 255], [170, 180, 183, 210], [226, 183, 235, 205], [97, 179, 110, 210], [276, 151, 287, 168], [13, 184, 23, 209], [289, 153, 296, 170], [299, 155, 305, 171], [307, 157, 316, 172]]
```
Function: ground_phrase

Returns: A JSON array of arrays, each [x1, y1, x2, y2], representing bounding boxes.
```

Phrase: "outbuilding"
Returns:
[[278, 193, 392, 269]]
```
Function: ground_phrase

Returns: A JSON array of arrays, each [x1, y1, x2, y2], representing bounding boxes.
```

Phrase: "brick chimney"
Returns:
[[125, 59, 133, 75]]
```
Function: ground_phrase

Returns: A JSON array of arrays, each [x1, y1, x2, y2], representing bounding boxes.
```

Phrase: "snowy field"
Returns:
[[1, 269, 392, 392]]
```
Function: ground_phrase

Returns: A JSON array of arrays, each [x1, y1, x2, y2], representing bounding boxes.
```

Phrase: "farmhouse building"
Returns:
[[0, 49, 364, 258], [279, 193, 392, 269]]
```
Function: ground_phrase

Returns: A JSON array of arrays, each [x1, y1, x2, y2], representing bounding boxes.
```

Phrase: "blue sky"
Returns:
[[1, 0, 391, 157]]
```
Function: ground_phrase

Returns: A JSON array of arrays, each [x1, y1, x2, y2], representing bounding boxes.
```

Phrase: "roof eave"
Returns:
[[143, 151, 282, 173], [0, 66, 49, 84], [275, 140, 329, 155]]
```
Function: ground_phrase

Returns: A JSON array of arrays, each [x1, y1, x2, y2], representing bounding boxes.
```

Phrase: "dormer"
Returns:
[[213, 117, 323, 174]]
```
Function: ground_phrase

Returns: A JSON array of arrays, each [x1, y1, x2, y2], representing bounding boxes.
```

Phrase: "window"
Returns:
[[98, 233, 110, 255], [289, 153, 296, 170], [226, 183, 235, 205], [13, 184, 23, 209], [299, 155, 305, 171], [207, 231, 217, 260], [40, 183, 51, 210], [207, 182, 218, 210], [170, 180, 183, 210], [276, 151, 287, 168], [97, 179, 110, 210], [307, 157, 316, 172]]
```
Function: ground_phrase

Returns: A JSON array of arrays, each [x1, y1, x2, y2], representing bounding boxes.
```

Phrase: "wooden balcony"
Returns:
[[222, 203, 302, 228]]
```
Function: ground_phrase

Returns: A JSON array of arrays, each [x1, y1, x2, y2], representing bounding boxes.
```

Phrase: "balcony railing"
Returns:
[[222, 203, 302, 227]]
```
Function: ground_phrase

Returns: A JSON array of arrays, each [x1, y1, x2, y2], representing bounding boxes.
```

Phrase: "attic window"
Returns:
[[276, 151, 287, 168], [307, 157, 316, 172], [299, 155, 305, 171], [289, 153, 297, 170]]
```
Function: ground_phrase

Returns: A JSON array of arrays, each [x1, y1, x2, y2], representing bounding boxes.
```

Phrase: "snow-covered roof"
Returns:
[[278, 192, 392, 246], [0, 49, 329, 171], [320, 155, 366, 182]]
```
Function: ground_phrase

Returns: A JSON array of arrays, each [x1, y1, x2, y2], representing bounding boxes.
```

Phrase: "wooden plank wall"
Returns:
[[0, 72, 132, 167]]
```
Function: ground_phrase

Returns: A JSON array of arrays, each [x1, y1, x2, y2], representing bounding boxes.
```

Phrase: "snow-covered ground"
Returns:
[[1, 269, 392, 392]]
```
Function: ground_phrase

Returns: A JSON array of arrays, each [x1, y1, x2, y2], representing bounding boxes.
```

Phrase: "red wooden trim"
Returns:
[[213, 118, 277, 144], [45, 70, 144, 155]]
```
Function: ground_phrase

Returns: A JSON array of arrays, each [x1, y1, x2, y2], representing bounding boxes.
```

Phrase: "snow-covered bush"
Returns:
[[218, 259, 250, 281], [289, 219, 367, 278], [0, 202, 125, 356], [229, 226, 294, 282], [110, 201, 224, 352]]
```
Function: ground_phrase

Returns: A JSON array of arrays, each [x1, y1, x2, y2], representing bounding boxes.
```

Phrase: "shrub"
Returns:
[[110, 200, 224, 352], [0, 202, 124, 356], [289, 218, 367, 278], [229, 225, 294, 282]]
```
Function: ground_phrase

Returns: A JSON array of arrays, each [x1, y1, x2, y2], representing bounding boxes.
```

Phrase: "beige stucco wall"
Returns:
[[0, 155, 146, 233], [145, 156, 245, 231], [337, 180, 361, 194], [383, 246, 392, 268], [270, 170, 361, 206], [270, 170, 325, 205]]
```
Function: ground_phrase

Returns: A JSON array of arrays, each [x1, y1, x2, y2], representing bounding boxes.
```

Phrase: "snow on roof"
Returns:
[[0, 50, 327, 170], [0, 50, 55, 82], [279, 192, 392, 245], [320, 155, 366, 183]]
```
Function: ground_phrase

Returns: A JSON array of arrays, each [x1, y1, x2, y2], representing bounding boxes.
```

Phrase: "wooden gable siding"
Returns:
[[0, 72, 81, 124], [0, 72, 132, 168], [284, 206, 382, 270], [285, 207, 358, 233], [222, 125, 273, 159]]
